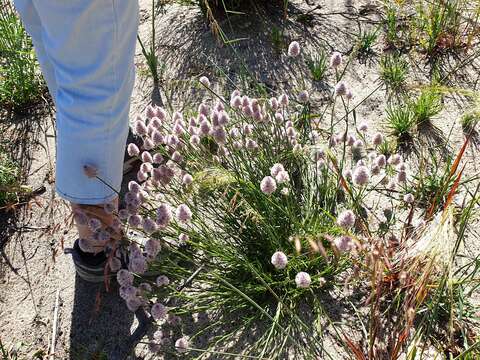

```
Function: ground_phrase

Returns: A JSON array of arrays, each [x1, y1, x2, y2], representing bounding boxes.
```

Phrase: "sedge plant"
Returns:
[[0, 2, 43, 111]]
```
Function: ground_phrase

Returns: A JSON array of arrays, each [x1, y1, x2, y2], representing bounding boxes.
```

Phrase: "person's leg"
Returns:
[[31, 0, 139, 206], [13, 0, 58, 100]]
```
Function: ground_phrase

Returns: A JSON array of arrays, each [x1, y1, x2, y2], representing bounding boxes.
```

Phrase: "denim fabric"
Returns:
[[14, 0, 139, 204]]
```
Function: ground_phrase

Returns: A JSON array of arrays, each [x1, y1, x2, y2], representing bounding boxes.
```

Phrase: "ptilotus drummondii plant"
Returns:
[[73, 41, 477, 359]]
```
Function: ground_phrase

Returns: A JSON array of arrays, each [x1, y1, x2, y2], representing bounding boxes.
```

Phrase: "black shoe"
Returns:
[[65, 239, 112, 283]]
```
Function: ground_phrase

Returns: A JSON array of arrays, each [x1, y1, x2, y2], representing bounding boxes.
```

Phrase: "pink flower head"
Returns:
[[260, 176, 277, 194], [269, 97, 279, 110], [188, 126, 198, 135], [271, 251, 288, 269], [274, 113, 284, 124], [353, 139, 363, 149], [128, 214, 142, 228], [330, 133, 341, 147], [230, 95, 242, 108], [155, 107, 167, 121], [358, 122, 369, 132], [119, 285, 137, 300], [376, 154, 387, 168], [146, 105, 156, 119], [173, 122, 185, 136], [346, 134, 356, 146], [231, 89, 241, 99], [171, 151, 183, 163], [156, 275, 170, 287], [127, 143, 140, 157], [246, 139, 258, 150], [150, 117, 162, 129], [371, 165, 380, 175], [182, 173, 193, 185], [139, 282, 152, 293], [198, 103, 209, 117], [175, 337, 189, 353], [199, 76, 210, 87], [295, 272, 311, 288], [253, 110, 263, 122], [353, 165, 370, 186], [134, 119, 147, 136], [190, 135, 201, 146], [142, 218, 157, 234], [243, 124, 253, 135], [179, 233, 190, 243], [142, 138, 155, 150], [396, 171, 407, 183], [372, 132, 384, 146], [87, 218, 102, 232], [288, 41, 301, 57], [140, 162, 153, 174], [243, 105, 254, 117], [275, 170, 290, 184], [215, 101, 225, 112], [337, 210, 356, 229], [199, 119, 211, 136], [176, 204, 192, 223], [404, 193, 414, 204], [152, 153, 163, 164], [286, 127, 297, 138], [218, 111, 230, 126], [117, 269, 134, 287], [145, 239, 160, 258], [129, 255, 147, 274], [128, 181, 141, 193], [278, 94, 289, 106], [242, 96, 251, 108], [156, 203, 173, 228], [189, 117, 198, 127], [151, 302, 168, 321], [297, 90, 309, 103], [334, 82, 347, 97], [388, 154, 402, 166], [152, 131, 164, 145], [141, 151, 153, 163], [334, 235, 354, 252], [118, 209, 129, 220], [270, 163, 285, 177], [213, 127, 227, 144], [330, 51, 342, 68]]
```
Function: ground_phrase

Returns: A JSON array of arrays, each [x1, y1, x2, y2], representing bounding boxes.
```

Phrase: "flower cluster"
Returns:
[[93, 40, 423, 357]]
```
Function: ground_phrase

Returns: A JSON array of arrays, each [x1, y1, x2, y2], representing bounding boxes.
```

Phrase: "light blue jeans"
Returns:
[[14, 0, 139, 205]]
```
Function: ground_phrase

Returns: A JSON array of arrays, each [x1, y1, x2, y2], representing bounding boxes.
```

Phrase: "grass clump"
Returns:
[[357, 27, 378, 55], [386, 104, 415, 139], [379, 53, 409, 90], [413, 0, 471, 57], [0, 2, 43, 111], [306, 49, 328, 82], [0, 147, 20, 208], [410, 88, 443, 125], [460, 111, 479, 132]]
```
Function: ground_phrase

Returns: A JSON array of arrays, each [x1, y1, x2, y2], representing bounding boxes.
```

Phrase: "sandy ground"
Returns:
[[1, 0, 479, 359]]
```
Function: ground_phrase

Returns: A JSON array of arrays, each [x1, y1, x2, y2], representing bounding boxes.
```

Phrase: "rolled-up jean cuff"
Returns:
[[56, 186, 118, 205]]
